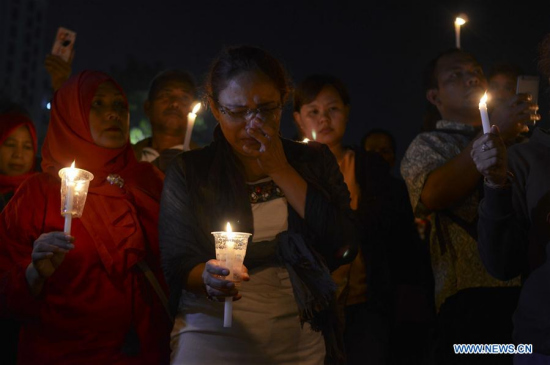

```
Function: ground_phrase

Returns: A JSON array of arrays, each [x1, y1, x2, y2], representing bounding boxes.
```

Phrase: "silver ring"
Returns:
[[481, 142, 489, 152]]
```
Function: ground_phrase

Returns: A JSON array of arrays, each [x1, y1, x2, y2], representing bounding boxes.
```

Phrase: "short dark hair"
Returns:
[[293, 74, 350, 112], [148, 69, 197, 101], [423, 48, 479, 92], [488, 63, 523, 81], [422, 48, 480, 131], [205, 45, 292, 107], [361, 128, 396, 154]]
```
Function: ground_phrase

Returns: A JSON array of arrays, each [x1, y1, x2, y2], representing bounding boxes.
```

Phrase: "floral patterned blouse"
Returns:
[[400, 120, 520, 310]]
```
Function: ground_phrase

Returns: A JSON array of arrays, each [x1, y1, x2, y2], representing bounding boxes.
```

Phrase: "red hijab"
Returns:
[[0, 113, 38, 194], [42, 70, 164, 278]]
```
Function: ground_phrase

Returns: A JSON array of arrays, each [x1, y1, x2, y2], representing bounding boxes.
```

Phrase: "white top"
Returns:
[[247, 178, 288, 242]]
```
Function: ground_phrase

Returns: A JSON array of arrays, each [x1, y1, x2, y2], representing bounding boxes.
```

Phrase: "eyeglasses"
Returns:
[[217, 103, 282, 122]]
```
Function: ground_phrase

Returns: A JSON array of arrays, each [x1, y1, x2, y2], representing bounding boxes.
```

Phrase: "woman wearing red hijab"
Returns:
[[0, 112, 37, 211], [0, 110, 38, 365], [0, 71, 170, 364]]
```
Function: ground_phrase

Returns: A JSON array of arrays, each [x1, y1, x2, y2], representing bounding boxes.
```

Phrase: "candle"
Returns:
[[224, 223, 235, 327], [59, 161, 94, 236], [64, 161, 77, 234], [479, 92, 491, 134], [183, 102, 201, 151], [211, 223, 252, 328], [454, 16, 466, 48]]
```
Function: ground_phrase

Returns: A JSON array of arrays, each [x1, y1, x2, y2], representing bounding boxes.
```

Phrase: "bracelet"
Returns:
[[483, 171, 514, 189]]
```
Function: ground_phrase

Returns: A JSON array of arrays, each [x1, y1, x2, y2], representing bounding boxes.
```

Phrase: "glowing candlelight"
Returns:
[[479, 92, 491, 134], [223, 222, 235, 327], [211, 223, 252, 327], [302, 138, 310, 143], [454, 16, 467, 48], [311, 130, 317, 141], [183, 102, 201, 151], [226, 222, 234, 239], [59, 161, 94, 235], [64, 161, 77, 234]]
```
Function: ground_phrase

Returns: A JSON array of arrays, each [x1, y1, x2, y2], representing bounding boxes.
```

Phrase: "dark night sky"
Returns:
[[43, 0, 550, 170]]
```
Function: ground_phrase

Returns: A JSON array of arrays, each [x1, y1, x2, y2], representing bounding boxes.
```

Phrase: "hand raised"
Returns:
[[471, 125, 508, 186], [490, 93, 539, 143], [44, 52, 74, 91]]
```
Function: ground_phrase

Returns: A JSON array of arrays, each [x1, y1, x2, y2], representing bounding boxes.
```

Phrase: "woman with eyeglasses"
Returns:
[[159, 46, 358, 364]]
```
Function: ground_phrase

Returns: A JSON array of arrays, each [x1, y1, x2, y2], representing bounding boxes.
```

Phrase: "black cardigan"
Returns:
[[159, 133, 359, 315], [354, 147, 430, 314]]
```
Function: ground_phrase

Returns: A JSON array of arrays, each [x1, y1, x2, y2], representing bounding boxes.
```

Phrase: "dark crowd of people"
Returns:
[[0, 31, 550, 365]]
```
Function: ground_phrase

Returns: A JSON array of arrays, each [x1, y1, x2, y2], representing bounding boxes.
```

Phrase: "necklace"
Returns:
[[247, 179, 285, 204]]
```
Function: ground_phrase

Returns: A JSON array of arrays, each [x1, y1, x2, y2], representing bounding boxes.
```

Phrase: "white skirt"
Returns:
[[170, 265, 325, 365]]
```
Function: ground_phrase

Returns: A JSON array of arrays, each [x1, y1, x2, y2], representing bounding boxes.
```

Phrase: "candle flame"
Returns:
[[455, 16, 466, 26], [66, 160, 78, 181], [192, 102, 201, 114], [312, 130, 317, 141], [226, 222, 232, 233], [480, 92, 488, 105]]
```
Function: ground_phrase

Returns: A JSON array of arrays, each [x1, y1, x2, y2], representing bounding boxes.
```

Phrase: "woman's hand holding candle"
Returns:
[[26, 232, 75, 296], [201, 259, 249, 302], [30, 232, 75, 278]]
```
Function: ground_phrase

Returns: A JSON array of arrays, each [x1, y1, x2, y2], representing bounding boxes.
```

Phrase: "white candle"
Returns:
[[224, 222, 235, 328], [211, 223, 251, 328], [183, 102, 201, 151], [454, 16, 466, 48], [64, 161, 77, 235], [479, 92, 491, 134], [59, 162, 94, 237]]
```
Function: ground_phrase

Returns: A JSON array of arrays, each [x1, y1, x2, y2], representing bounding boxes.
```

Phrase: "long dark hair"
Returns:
[[205, 45, 292, 108], [293, 74, 350, 112], [196, 46, 294, 233]]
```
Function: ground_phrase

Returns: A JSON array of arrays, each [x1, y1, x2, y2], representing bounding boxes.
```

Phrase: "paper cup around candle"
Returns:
[[59, 167, 94, 218], [211, 229, 251, 327], [212, 231, 251, 286]]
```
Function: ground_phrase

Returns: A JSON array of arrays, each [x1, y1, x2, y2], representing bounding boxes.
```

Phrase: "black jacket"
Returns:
[[354, 147, 431, 315], [159, 133, 359, 316]]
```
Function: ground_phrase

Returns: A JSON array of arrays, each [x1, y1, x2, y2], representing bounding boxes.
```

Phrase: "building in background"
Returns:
[[0, 0, 50, 150]]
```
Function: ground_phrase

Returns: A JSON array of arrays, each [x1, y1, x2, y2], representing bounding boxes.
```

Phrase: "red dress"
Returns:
[[0, 71, 171, 364]]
